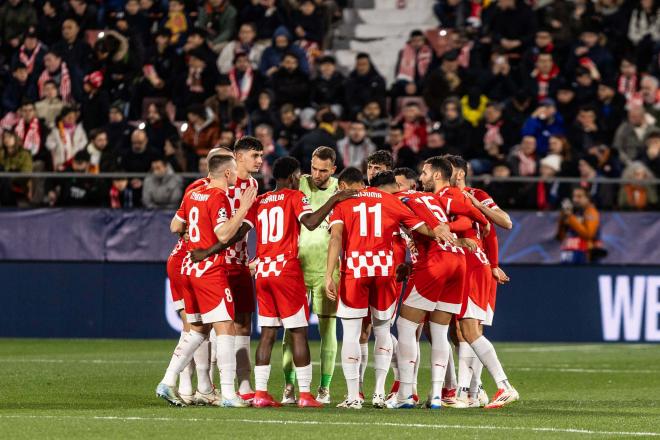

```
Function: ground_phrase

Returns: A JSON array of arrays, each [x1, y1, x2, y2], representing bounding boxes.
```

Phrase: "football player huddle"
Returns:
[[156, 136, 519, 410]]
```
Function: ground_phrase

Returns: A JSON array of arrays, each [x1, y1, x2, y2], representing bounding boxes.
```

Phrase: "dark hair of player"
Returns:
[[208, 154, 235, 175], [273, 156, 301, 180], [443, 154, 468, 175], [394, 167, 417, 181], [233, 135, 264, 152], [370, 170, 397, 188], [367, 150, 393, 169], [312, 146, 336, 164], [424, 156, 453, 181], [337, 167, 364, 185]]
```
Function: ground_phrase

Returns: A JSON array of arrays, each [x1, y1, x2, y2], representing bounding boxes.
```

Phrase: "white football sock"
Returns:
[[162, 331, 205, 387], [458, 342, 476, 390], [395, 317, 418, 400], [390, 334, 399, 381], [430, 322, 450, 398], [209, 329, 217, 385], [469, 358, 484, 395], [254, 365, 271, 392], [359, 342, 368, 391], [193, 338, 212, 394], [444, 343, 457, 389], [412, 340, 420, 395], [372, 318, 393, 397], [471, 336, 509, 387], [295, 363, 313, 393], [341, 319, 362, 401], [179, 362, 194, 396], [235, 335, 253, 395], [216, 334, 237, 399]]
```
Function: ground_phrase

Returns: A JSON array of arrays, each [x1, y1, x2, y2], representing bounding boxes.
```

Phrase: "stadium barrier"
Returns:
[[1, 262, 658, 342]]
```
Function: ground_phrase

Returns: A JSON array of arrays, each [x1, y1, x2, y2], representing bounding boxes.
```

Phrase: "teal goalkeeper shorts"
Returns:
[[305, 272, 338, 317]]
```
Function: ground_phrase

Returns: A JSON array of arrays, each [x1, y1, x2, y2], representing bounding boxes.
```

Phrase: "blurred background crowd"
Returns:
[[0, 0, 659, 210]]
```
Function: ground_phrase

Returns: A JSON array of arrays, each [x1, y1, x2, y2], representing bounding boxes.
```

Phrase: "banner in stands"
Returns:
[[1, 263, 659, 342], [1, 209, 659, 264]]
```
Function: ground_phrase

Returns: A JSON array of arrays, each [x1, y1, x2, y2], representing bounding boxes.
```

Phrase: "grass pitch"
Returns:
[[0, 339, 659, 439]]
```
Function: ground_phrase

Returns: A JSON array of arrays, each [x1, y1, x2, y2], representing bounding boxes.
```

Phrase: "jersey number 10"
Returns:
[[353, 202, 382, 237], [258, 206, 285, 244]]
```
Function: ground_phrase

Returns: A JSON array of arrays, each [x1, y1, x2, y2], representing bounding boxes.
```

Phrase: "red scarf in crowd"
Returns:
[[534, 64, 560, 101], [14, 117, 41, 156], [37, 62, 72, 103], [483, 120, 503, 148], [516, 151, 537, 176], [618, 74, 638, 99], [396, 43, 432, 82], [228, 67, 253, 102], [19, 42, 42, 75]]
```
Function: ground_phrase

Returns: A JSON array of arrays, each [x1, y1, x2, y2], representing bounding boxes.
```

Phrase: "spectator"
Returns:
[[270, 52, 311, 108], [568, 105, 606, 152], [460, 87, 488, 128], [38, 1, 63, 47], [508, 135, 538, 177], [181, 28, 219, 68], [485, 0, 536, 57], [555, 79, 579, 125], [46, 106, 87, 170], [86, 128, 119, 173], [291, 110, 340, 171], [311, 55, 345, 115], [80, 71, 110, 132], [174, 49, 217, 117], [2, 63, 37, 114], [136, 28, 180, 107], [106, 173, 140, 208], [418, 129, 461, 161], [275, 103, 305, 150], [162, 0, 190, 46], [639, 131, 660, 177], [617, 56, 640, 101], [144, 103, 179, 155], [573, 65, 598, 106], [576, 154, 615, 208], [0, 0, 38, 50], [548, 135, 578, 176], [121, 129, 158, 172], [35, 80, 64, 128], [423, 49, 464, 119], [181, 104, 221, 159], [11, 28, 46, 77], [344, 53, 386, 118], [0, 130, 33, 206], [217, 22, 266, 74], [204, 74, 239, 125], [254, 123, 288, 185], [10, 100, 50, 165], [337, 120, 376, 169], [52, 18, 93, 75], [618, 161, 658, 210], [636, 75, 660, 121], [520, 153, 562, 210], [48, 149, 101, 207], [66, 0, 99, 31], [396, 101, 428, 154], [259, 26, 309, 76], [529, 53, 560, 102], [627, 0, 660, 70], [480, 161, 519, 209], [37, 50, 78, 104], [440, 97, 471, 154], [358, 100, 389, 148], [557, 186, 603, 264], [227, 51, 264, 109], [596, 78, 626, 143], [142, 157, 183, 209], [196, 0, 237, 50], [613, 105, 660, 165], [481, 50, 517, 102], [250, 90, 278, 129], [240, 0, 284, 41], [521, 98, 565, 156], [291, 0, 325, 45], [392, 30, 433, 110], [105, 104, 131, 153], [566, 23, 614, 80]]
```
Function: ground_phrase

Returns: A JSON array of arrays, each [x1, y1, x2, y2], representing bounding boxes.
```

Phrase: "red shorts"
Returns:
[[337, 274, 398, 320], [226, 265, 256, 314], [181, 254, 234, 324], [166, 255, 185, 311], [484, 275, 497, 326], [459, 250, 491, 322], [403, 251, 465, 314], [255, 261, 309, 329]]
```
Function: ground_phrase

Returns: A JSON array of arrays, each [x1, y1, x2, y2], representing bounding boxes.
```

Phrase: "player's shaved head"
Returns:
[[207, 146, 234, 161], [370, 170, 398, 193], [208, 154, 237, 179], [338, 166, 365, 188]]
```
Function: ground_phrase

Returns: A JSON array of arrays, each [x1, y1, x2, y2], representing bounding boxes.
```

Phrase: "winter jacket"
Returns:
[[258, 26, 310, 75], [45, 123, 88, 170], [196, 2, 238, 45], [142, 165, 183, 209], [0, 0, 37, 42], [270, 67, 311, 108]]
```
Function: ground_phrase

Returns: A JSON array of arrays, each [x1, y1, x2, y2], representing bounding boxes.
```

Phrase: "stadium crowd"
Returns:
[[0, 0, 659, 210]]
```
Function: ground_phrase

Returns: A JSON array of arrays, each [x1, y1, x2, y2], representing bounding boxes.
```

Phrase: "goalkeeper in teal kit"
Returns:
[[281, 147, 339, 404]]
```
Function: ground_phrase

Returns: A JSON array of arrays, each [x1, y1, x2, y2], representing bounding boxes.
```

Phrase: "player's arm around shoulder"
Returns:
[[300, 188, 358, 231]]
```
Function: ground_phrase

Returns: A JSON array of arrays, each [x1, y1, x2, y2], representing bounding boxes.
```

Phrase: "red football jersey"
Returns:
[[465, 186, 500, 267], [244, 188, 312, 277], [328, 188, 426, 279], [224, 176, 259, 265], [177, 185, 232, 251], [398, 190, 463, 264], [170, 178, 210, 259]]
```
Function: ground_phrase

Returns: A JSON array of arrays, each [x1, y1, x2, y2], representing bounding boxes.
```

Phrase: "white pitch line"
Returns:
[[0, 414, 658, 437]]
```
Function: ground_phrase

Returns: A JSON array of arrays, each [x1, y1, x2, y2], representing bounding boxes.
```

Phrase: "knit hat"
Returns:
[[540, 154, 562, 173]]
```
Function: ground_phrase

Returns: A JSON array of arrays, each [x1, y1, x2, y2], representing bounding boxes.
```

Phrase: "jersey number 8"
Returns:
[[188, 206, 200, 243]]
